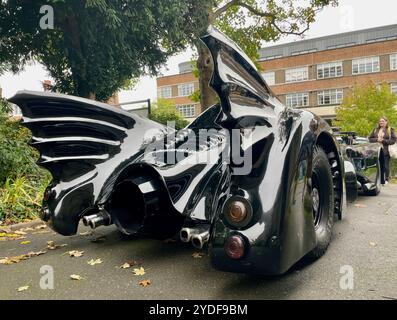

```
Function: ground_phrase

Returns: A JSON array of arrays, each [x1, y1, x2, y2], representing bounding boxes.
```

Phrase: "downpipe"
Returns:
[[83, 208, 112, 229]]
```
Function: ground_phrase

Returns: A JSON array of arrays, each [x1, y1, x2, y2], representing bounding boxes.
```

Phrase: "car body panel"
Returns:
[[10, 27, 360, 275]]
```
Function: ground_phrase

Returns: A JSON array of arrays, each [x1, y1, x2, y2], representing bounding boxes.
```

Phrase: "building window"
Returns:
[[391, 83, 397, 96], [158, 86, 172, 98], [318, 89, 344, 106], [177, 83, 195, 97], [317, 62, 343, 79], [390, 54, 397, 71], [177, 104, 196, 118], [352, 57, 380, 75], [286, 93, 309, 108], [262, 71, 275, 85], [285, 67, 309, 83]]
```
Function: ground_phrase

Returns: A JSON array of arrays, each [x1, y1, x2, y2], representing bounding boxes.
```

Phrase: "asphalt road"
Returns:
[[1, 185, 396, 300]]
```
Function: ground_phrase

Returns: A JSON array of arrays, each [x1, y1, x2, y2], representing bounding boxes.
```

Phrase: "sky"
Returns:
[[1, 0, 397, 102]]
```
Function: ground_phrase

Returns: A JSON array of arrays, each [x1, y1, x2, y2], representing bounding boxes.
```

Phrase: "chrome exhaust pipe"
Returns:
[[180, 228, 196, 243], [191, 231, 210, 249], [83, 209, 112, 229]]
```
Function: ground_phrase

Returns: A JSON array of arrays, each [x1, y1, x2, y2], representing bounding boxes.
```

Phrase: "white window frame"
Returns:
[[177, 83, 195, 97], [391, 83, 397, 96], [352, 57, 380, 75], [317, 89, 344, 106], [158, 86, 172, 98], [262, 71, 275, 85], [390, 54, 397, 71], [177, 104, 196, 118], [286, 93, 309, 108], [317, 62, 343, 79], [285, 67, 309, 83]]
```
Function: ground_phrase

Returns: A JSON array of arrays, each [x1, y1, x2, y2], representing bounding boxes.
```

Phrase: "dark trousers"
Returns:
[[380, 154, 390, 184]]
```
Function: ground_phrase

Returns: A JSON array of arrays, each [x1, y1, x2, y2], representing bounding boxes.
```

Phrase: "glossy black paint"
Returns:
[[11, 27, 359, 275]]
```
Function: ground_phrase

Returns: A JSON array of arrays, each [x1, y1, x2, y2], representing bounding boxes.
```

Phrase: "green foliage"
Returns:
[[333, 82, 397, 136], [212, 0, 338, 64], [149, 99, 189, 130], [0, 101, 51, 223], [0, 0, 211, 100], [0, 176, 49, 223]]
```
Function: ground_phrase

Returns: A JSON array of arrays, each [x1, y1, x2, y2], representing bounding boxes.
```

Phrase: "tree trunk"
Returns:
[[197, 43, 218, 113]]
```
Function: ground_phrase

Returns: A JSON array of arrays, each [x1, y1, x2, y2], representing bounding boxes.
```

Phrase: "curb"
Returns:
[[8, 219, 45, 231]]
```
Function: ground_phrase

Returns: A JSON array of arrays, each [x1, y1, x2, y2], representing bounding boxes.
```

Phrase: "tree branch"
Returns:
[[213, 0, 314, 36]]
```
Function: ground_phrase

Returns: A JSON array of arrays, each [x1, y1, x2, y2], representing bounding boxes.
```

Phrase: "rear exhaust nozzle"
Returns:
[[191, 231, 210, 249], [180, 228, 196, 243], [82, 209, 112, 229]]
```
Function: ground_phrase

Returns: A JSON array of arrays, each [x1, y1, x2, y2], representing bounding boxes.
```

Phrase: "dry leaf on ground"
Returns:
[[87, 258, 102, 265], [35, 225, 47, 230], [133, 267, 146, 276], [17, 286, 29, 292], [70, 274, 84, 281], [139, 279, 151, 287], [354, 203, 367, 208], [192, 252, 204, 259], [0, 250, 46, 265], [20, 241, 31, 245], [32, 230, 50, 235], [67, 250, 84, 257], [120, 262, 131, 269], [14, 230, 27, 235], [370, 242, 377, 246], [47, 241, 67, 250]]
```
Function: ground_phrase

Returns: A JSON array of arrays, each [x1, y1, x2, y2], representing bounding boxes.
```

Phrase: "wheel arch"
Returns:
[[315, 131, 344, 220]]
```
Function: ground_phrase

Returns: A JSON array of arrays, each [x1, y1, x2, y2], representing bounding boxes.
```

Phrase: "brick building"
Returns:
[[156, 24, 397, 122]]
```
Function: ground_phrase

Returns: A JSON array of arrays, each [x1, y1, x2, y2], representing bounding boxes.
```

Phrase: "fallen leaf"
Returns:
[[133, 267, 146, 276], [139, 279, 151, 287], [14, 230, 27, 235], [70, 274, 84, 281], [67, 250, 84, 257], [370, 242, 377, 247], [120, 262, 131, 269], [0, 227, 12, 233], [354, 203, 367, 208], [17, 286, 29, 292], [87, 258, 103, 266], [192, 252, 204, 259], [0, 250, 48, 265], [35, 224, 47, 230], [20, 227, 34, 232], [47, 241, 67, 250], [32, 230, 50, 235], [20, 241, 31, 245], [0, 233, 19, 238]]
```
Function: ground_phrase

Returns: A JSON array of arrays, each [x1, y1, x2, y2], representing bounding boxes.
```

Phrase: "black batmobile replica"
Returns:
[[10, 27, 383, 275]]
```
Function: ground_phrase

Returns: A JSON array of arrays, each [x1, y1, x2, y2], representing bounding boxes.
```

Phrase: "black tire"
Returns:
[[307, 146, 335, 259], [365, 160, 381, 196]]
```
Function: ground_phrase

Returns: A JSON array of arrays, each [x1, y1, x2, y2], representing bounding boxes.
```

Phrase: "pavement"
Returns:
[[0, 185, 396, 300]]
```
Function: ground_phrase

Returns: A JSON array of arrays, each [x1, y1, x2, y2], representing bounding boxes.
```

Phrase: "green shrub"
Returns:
[[149, 98, 190, 130], [0, 99, 51, 223], [0, 176, 50, 223]]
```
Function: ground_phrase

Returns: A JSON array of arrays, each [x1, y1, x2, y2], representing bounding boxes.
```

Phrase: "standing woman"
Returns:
[[368, 117, 397, 185]]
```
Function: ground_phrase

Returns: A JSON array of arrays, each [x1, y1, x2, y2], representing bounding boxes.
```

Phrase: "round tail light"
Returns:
[[224, 235, 245, 259], [224, 198, 252, 228]]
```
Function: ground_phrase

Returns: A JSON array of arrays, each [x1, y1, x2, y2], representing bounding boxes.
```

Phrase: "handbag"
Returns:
[[389, 143, 397, 159]]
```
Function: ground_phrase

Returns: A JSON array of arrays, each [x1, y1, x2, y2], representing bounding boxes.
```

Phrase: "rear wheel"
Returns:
[[307, 147, 335, 259]]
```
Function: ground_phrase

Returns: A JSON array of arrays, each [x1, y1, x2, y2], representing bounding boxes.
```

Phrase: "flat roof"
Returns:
[[259, 24, 397, 61]]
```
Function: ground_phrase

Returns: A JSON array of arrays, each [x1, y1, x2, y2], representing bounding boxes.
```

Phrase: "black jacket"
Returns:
[[368, 127, 397, 156]]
